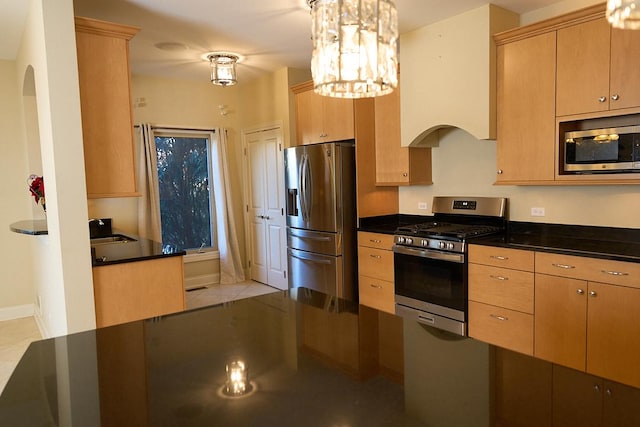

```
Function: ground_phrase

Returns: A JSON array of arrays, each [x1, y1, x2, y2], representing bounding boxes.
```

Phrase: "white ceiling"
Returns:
[[3, 0, 563, 84]]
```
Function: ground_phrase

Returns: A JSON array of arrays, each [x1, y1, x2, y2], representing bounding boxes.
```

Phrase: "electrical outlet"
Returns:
[[531, 207, 546, 217], [418, 202, 428, 210]]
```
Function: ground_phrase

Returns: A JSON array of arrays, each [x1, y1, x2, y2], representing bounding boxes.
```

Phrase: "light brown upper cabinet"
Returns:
[[557, 18, 640, 117], [75, 17, 139, 198], [495, 31, 556, 184], [291, 81, 355, 145], [373, 82, 432, 186]]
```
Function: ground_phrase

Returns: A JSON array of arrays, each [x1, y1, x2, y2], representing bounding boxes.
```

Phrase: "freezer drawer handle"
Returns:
[[289, 231, 331, 241], [290, 251, 331, 264]]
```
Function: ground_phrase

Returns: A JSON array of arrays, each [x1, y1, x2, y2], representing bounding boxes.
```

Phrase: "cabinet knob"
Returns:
[[606, 388, 612, 396], [497, 169, 503, 175], [594, 384, 600, 392], [589, 290, 597, 297], [402, 172, 408, 177], [612, 94, 620, 101], [577, 289, 584, 295], [598, 96, 607, 103]]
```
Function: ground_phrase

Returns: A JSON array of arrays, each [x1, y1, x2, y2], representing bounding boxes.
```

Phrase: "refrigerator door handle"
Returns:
[[301, 153, 312, 223], [298, 154, 308, 222], [289, 250, 332, 265]]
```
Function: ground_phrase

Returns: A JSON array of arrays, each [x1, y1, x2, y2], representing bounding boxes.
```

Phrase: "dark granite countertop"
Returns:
[[91, 232, 185, 267], [0, 289, 428, 426], [358, 214, 432, 235], [472, 221, 640, 263]]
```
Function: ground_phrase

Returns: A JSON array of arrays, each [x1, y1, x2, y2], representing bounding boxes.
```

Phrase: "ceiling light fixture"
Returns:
[[206, 52, 241, 87], [307, 0, 398, 98], [606, 0, 640, 29]]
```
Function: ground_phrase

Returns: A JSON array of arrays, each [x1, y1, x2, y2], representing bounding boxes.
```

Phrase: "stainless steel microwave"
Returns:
[[564, 125, 640, 173]]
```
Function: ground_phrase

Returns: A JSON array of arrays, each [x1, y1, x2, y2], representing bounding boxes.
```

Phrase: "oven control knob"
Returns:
[[446, 242, 455, 250], [421, 239, 429, 247], [438, 241, 446, 249], [405, 237, 414, 245], [397, 236, 405, 244]]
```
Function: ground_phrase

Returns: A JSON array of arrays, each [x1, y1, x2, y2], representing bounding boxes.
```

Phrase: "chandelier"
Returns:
[[206, 52, 240, 87], [607, 0, 640, 29], [308, 0, 399, 98]]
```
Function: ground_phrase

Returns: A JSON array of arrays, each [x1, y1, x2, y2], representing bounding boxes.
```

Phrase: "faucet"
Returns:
[[89, 218, 104, 226]]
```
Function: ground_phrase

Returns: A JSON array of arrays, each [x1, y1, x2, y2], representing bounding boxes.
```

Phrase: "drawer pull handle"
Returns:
[[490, 314, 508, 321], [577, 289, 584, 295], [369, 254, 381, 259], [490, 255, 509, 260], [552, 263, 575, 269], [370, 284, 383, 289], [601, 270, 629, 276], [490, 275, 508, 281], [369, 239, 382, 243], [589, 291, 597, 298]]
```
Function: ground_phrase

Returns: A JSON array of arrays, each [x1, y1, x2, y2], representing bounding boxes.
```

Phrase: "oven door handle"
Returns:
[[392, 245, 464, 264]]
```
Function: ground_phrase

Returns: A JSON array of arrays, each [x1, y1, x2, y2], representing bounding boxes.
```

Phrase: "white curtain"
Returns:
[[136, 123, 163, 242], [212, 129, 245, 284]]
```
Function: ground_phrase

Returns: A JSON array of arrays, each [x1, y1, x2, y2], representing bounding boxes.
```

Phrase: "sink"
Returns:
[[90, 234, 137, 245]]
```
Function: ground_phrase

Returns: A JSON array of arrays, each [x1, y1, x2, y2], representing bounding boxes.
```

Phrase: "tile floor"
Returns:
[[0, 280, 280, 394], [0, 316, 41, 393]]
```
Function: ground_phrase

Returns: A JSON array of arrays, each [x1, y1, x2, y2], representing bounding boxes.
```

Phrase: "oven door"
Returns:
[[393, 245, 466, 322]]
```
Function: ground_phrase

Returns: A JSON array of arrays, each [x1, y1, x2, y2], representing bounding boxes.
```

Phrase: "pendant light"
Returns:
[[206, 52, 240, 87], [308, 0, 399, 98], [607, 0, 640, 29]]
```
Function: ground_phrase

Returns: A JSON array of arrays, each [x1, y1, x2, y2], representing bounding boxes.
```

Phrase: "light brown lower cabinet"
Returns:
[[93, 256, 185, 327], [357, 232, 396, 315]]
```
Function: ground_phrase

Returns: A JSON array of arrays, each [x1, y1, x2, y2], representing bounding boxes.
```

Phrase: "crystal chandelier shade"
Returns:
[[607, 0, 640, 29], [208, 53, 239, 87], [308, 0, 398, 98]]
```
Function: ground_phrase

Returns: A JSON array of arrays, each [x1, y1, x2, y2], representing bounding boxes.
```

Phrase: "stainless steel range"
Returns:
[[394, 196, 507, 336]]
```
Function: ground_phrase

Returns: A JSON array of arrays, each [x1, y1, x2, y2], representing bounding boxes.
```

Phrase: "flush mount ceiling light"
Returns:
[[607, 0, 640, 29], [205, 52, 242, 87], [307, 0, 398, 98]]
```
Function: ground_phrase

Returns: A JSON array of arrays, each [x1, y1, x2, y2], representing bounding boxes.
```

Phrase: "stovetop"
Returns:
[[396, 221, 503, 240]]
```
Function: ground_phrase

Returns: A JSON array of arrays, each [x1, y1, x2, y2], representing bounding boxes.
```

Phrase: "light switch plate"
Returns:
[[418, 202, 428, 210]]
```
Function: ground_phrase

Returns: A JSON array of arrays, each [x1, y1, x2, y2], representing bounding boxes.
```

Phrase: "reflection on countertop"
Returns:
[[0, 288, 428, 426]]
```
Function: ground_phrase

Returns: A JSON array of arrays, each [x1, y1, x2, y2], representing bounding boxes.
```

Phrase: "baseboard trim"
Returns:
[[33, 312, 49, 339], [0, 304, 34, 322], [185, 273, 220, 290]]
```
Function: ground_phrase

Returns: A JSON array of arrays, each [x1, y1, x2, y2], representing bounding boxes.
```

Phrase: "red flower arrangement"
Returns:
[[28, 174, 46, 212]]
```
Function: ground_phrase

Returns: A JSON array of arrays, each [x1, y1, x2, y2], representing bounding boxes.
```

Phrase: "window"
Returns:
[[154, 129, 217, 253]]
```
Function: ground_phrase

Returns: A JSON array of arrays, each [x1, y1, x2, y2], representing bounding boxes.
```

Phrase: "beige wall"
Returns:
[[399, 0, 640, 229], [13, 0, 95, 336], [0, 60, 35, 317], [89, 68, 306, 279]]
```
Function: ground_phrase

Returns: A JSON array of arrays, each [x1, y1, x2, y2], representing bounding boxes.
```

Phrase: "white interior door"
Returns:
[[244, 127, 287, 290]]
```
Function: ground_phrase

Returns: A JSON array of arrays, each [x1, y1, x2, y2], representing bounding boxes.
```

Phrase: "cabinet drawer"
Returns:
[[535, 252, 640, 289], [357, 232, 395, 250], [468, 264, 534, 314], [469, 245, 534, 271], [469, 301, 533, 355], [358, 275, 395, 315], [358, 246, 394, 282]]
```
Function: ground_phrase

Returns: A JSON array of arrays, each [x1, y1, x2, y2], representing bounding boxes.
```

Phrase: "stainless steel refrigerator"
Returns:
[[284, 141, 357, 301]]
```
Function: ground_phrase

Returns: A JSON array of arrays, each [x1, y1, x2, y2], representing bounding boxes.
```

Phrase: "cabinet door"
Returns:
[[552, 365, 603, 427], [322, 96, 355, 142], [602, 380, 640, 427], [496, 32, 556, 183], [75, 17, 139, 197], [587, 282, 640, 388], [296, 89, 324, 145], [610, 27, 640, 111], [373, 86, 432, 185], [556, 18, 611, 116], [534, 274, 587, 371]]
